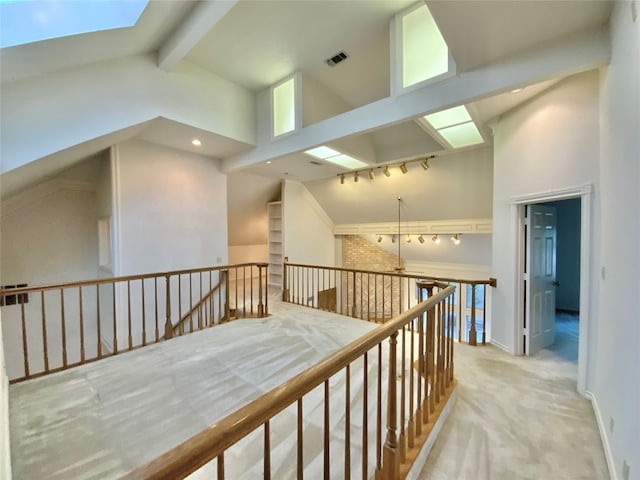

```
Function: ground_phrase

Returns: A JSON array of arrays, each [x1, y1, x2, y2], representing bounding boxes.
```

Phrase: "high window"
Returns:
[[394, 2, 454, 93], [272, 76, 297, 138], [0, 0, 149, 49]]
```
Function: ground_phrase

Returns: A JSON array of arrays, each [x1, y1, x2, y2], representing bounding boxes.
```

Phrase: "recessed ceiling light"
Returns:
[[191, 139, 202, 147], [266, 161, 272, 164], [511, 87, 525, 94]]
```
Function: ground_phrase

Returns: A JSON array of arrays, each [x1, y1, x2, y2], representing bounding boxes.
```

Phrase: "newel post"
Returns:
[[469, 283, 477, 346], [382, 331, 399, 479], [164, 274, 173, 339]]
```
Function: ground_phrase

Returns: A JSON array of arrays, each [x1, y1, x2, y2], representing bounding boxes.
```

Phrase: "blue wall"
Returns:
[[544, 198, 581, 311]]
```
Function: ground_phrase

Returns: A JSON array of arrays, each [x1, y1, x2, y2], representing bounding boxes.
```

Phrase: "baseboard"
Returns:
[[586, 390, 616, 480], [405, 386, 458, 480], [489, 338, 511, 354]]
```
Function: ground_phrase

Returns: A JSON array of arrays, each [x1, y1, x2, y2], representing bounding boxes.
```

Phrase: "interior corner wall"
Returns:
[[0, 314, 11, 480], [491, 70, 601, 355], [112, 140, 228, 275], [282, 180, 335, 267], [595, 2, 640, 478]]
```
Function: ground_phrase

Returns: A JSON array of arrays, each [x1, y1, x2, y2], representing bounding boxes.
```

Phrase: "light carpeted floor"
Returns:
[[418, 312, 608, 480]]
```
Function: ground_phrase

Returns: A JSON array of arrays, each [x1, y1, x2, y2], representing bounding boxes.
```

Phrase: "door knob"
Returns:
[[552, 281, 560, 286]]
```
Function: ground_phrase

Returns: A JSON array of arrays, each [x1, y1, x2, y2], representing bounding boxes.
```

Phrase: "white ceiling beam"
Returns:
[[222, 25, 609, 172], [158, 0, 238, 71]]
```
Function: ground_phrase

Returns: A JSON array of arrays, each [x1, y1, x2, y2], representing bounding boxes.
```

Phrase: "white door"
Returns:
[[526, 205, 557, 355]]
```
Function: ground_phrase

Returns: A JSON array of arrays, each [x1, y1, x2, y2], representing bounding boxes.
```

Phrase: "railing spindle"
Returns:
[[399, 324, 406, 463], [217, 453, 224, 480], [20, 299, 29, 378], [383, 331, 399, 479], [297, 398, 304, 480], [41, 291, 49, 372], [469, 283, 477, 346], [141, 279, 147, 346], [154, 278, 159, 342], [345, 363, 351, 480], [96, 285, 102, 358], [189, 274, 194, 333], [112, 282, 118, 353], [79, 285, 85, 363], [324, 379, 330, 480], [61, 288, 67, 367], [165, 275, 172, 340], [264, 420, 271, 480], [362, 352, 368, 480], [127, 280, 133, 350], [376, 343, 382, 475]]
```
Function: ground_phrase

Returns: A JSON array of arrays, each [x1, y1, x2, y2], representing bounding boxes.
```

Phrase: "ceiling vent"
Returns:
[[326, 51, 348, 67]]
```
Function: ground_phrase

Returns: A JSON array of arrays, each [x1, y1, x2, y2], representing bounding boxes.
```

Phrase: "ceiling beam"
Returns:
[[222, 25, 609, 173], [158, 0, 238, 71]]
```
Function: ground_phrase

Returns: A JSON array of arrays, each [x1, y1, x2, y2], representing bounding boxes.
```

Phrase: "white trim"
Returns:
[[511, 185, 593, 395], [510, 184, 592, 205], [334, 218, 492, 236], [0, 179, 95, 218], [404, 260, 490, 279], [405, 387, 457, 480], [586, 390, 616, 479], [489, 338, 513, 354]]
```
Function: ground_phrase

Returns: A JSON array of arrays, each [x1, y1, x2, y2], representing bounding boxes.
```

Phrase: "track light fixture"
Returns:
[[336, 155, 435, 184], [418, 235, 425, 244], [391, 235, 396, 243], [374, 232, 461, 246], [451, 234, 461, 245], [377, 235, 382, 243], [432, 235, 441, 244], [406, 235, 411, 243]]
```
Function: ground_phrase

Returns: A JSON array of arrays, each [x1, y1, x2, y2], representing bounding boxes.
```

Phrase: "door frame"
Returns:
[[511, 184, 592, 395]]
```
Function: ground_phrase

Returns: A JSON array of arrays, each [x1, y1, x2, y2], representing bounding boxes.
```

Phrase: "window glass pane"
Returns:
[[273, 78, 295, 136], [402, 5, 449, 88], [466, 285, 485, 309]]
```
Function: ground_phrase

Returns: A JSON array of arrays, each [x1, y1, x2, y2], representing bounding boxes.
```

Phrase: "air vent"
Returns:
[[326, 51, 348, 67], [309, 160, 322, 166]]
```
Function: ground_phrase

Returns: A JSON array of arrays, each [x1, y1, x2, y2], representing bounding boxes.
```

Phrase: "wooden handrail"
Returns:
[[0, 263, 268, 296], [122, 286, 455, 480], [172, 271, 227, 334], [284, 262, 497, 287]]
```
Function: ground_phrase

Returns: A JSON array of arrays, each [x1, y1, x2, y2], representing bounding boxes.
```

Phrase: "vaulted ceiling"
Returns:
[[0, 0, 614, 195]]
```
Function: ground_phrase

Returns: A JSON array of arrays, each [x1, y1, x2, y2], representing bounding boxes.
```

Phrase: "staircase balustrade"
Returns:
[[0, 263, 269, 383]]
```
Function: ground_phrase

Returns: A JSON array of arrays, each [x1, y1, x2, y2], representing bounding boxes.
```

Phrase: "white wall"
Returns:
[[1, 55, 255, 175], [305, 147, 493, 225], [594, 2, 640, 478], [491, 71, 601, 357], [113, 140, 228, 275], [0, 165, 101, 379], [0, 312, 11, 480], [283, 180, 335, 266]]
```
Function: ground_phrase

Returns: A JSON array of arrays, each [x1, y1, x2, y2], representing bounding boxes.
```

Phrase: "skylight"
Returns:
[[401, 3, 450, 89], [304, 146, 368, 170], [423, 105, 485, 149], [0, 0, 149, 49], [273, 77, 296, 137]]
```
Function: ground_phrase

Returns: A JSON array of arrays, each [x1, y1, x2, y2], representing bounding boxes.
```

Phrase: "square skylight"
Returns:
[[1, 0, 149, 49], [437, 122, 484, 148], [304, 146, 341, 159], [323, 154, 369, 170], [423, 105, 472, 130], [273, 77, 295, 137]]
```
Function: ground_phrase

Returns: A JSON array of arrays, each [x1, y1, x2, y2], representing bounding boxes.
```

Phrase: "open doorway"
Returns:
[[512, 185, 592, 394], [529, 199, 581, 362]]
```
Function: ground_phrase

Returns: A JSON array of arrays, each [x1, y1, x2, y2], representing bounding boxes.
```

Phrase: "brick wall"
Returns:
[[341, 235, 404, 320]]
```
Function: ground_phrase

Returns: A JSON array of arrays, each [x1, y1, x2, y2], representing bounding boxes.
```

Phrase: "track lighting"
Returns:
[[421, 159, 429, 170], [391, 235, 396, 243], [377, 235, 382, 243], [432, 235, 440, 244], [354, 171, 359, 182], [383, 165, 391, 177], [336, 156, 435, 184], [368, 169, 375, 180], [400, 163, 408, 174], [340, 174, 345, 184], [451, 234, 461, 245], [418, 235, 424, 244], [406, 235, 411, 243]]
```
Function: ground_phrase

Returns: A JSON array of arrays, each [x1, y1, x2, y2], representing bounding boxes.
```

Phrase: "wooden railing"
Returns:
[[0, 263, 268, 383], [282, 263, 496, 346], [123, 283, 457, 480]]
